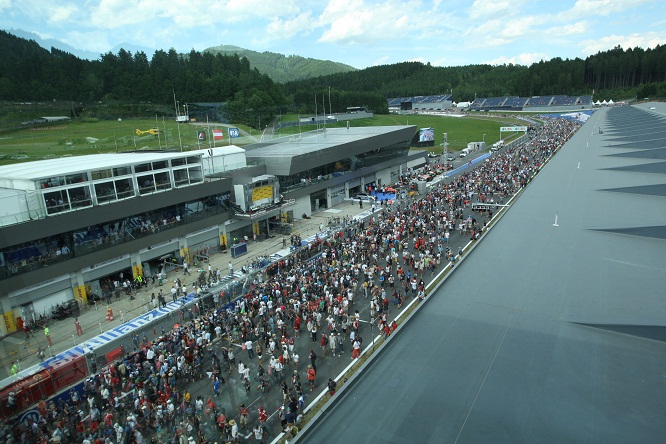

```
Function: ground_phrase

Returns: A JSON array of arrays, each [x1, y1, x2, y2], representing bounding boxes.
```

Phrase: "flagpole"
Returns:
[[162, 116, 168, 149], [207, 116, 212, 149]]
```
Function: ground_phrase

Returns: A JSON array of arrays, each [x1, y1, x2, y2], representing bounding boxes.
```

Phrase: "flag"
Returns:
[[212, 129, 224, 140], [229, 127, 240, 138], [197, 131, 206, 141]]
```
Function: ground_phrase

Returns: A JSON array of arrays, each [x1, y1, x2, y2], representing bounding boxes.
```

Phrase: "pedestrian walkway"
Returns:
[[0, 201, 368, 376]]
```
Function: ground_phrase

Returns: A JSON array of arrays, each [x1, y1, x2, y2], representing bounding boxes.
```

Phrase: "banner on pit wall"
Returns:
[[180, 247, 189, 259], [4, 311, 17, 333], [132, 263, 143, 279], [253, 222, 260, 235], [219, 234, 227, 247], [74, 284, 88, 304]]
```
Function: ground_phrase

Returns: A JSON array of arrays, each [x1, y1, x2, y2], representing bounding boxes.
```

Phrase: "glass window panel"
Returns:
[[91, 169, 113, 180], [137, 175, 155, 195], [68, 186, 92, 208], [66, 173, 87, 184], [174, 169, 189, 186], [115, 178, 134, 199], [135, 163, 151, 173], [154, 172, 170, 191], [44, 190, 69, 214], [94, 182, 115, 203], [113, 166, 131, 176]]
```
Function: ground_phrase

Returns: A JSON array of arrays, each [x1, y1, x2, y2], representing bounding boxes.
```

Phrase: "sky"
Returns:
[[1, 0, 665, 69]]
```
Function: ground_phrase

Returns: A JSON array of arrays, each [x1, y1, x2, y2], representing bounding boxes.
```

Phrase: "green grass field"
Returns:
[[0, 118, 261, 166], [275, 113, 525, 152], [0, 112, 526, 166]]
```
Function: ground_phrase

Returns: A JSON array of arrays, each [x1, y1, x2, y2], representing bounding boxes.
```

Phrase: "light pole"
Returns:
[[483, 133, 486, 143]]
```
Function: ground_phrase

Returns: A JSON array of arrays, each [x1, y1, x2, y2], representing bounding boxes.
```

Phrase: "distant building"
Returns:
[[387, 95, 453, 113]]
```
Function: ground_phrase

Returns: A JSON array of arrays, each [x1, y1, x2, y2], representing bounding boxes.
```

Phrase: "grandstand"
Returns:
[[526, 96, 554, 107], [468, 95, 593, 112], [480, 97, 506, 108], [387, 94, 453, 113], [469, 98, 486, 109], [503, 96, 529, 109], [389, 94, 592, 113]]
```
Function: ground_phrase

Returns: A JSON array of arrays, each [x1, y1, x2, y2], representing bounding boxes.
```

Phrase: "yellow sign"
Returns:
[[132, 263, 143, 279], [252, 185, 273, 202], [3, 311, 17, 333], [74, 284, 88, 304], [180, 247, 190, 264], [219, 234, 227, 247]]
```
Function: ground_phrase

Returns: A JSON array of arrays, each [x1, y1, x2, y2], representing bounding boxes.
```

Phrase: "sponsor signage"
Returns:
[[500, 126, 528, 132]]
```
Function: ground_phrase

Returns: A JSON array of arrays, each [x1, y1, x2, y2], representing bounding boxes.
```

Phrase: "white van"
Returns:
[[491, 140, 504, 151], [460, 148, 471, 158]]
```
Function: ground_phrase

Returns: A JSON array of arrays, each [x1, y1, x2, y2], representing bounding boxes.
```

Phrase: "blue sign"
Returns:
[[229, 127, 240, 138]]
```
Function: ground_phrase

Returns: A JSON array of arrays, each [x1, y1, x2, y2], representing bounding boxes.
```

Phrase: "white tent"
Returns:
[[602, 100, 608, 105], [608, 99, 614, 105], [595, 100, 602, 105]]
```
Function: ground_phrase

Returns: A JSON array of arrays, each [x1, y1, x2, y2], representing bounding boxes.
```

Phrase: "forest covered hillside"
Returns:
[[204, 45, 357, 83]]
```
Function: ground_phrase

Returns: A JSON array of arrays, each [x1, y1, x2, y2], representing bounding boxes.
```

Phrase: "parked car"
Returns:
[[447, 155, 455, 161], [353, 193, 376, 202]]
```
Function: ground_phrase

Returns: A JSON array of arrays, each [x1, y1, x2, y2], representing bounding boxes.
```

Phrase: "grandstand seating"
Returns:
[[551, 95, 577, 106], [526, 96, 554, 107], [470, 98, 486, 108], [391, 94, 589, 111], [502, 96, 529, 109], [387, 94, 453, 107], [481, 97, 506, 108]]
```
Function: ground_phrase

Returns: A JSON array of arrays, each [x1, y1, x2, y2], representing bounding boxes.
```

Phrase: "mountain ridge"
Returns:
[[204, 44, 358, 83], [3, 29, 358, 83]]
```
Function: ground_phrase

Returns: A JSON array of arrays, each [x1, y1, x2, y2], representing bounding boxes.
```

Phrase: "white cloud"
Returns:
[[468, 0, 529, 20], [318, 0, 438, 45], [498, 15, 546, 39], [580, 32, 666, 55], [483, 52, 550, 66], [371, 55, 391, 66], [88, 0, 301, 29], [545, 21, 587, 36], [566, 0, 654, 18], [264, 12, 317, 42], [48, 4, 78, 24], [0, 0, 11, 11]]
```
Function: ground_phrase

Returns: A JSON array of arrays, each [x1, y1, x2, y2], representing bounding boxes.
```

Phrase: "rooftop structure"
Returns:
[[300, 104, 666, 443]]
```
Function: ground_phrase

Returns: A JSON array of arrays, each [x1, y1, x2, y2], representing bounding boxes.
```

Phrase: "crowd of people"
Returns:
[[2, 117, 581, 444]]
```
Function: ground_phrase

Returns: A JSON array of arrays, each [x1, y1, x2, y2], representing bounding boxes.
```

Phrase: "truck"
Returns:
[[460, 147, 471, 157], [491, 140, 504, 151]]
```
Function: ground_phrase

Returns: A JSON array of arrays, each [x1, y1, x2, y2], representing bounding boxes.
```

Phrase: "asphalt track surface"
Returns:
[[298, 105, 666, 444]]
